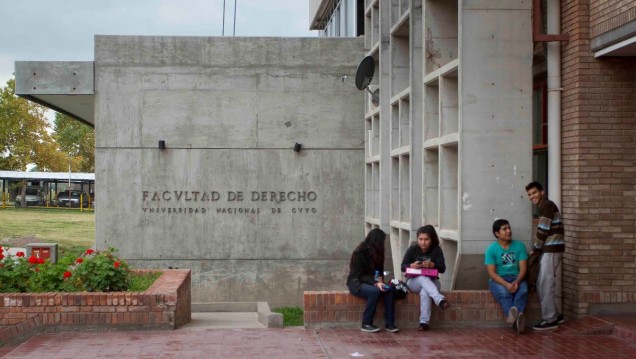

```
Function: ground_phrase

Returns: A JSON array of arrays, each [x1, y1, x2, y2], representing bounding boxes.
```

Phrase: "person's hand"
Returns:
[[507, 282, 519, 294], [411, 261, 423, 269], [424, 261, 435, 269], [376, 282, 387, 291]]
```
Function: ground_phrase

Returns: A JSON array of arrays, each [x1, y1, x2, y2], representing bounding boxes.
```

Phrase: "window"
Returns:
[[532, 80, 548, 199]]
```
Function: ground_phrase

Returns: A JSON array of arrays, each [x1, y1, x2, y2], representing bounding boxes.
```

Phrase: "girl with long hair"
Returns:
[[401, 225, 449, 332], [346, 228, 399, 333]]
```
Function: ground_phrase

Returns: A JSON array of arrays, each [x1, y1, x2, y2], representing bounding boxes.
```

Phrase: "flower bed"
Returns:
[[0, 269, 191, 344], [0, 247, 191, 344]]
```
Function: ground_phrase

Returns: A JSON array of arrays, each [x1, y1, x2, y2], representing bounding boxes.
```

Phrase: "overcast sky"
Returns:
[[0, 0, 317, 85]]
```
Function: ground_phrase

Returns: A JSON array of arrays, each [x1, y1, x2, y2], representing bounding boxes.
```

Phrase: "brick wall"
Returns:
[[561, 1, 636, 316], [304, 290, 541, 328], [0, 269, 191, 344], [590, 1, 636, 38]]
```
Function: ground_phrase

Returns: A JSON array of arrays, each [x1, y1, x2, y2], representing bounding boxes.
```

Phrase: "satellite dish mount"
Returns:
[[355, 56, 379, 107]]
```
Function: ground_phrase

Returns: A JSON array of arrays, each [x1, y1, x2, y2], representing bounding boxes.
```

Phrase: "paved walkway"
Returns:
[[1, 316, 635, 358]]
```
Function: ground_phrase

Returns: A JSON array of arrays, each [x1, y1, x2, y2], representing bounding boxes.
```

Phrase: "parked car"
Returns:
[[57, 190, 89, 208], [15, 188, 44, 206]]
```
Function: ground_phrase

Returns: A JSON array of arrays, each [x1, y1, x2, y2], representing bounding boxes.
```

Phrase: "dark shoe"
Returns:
[[361, 324, 380, 333], [438, 300, 449, 310], [557, 315, 565, 324], [506, 306, 518, 324], [418, 323, 429, 332], [516, 313, 526, 334], [532, 320, 558, 331], [385, 324, 400, 333]]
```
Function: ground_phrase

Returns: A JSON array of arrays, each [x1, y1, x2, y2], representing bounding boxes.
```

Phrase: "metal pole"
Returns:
[[233, 0, 237, 36], [68, 158, 71, 208], [222, 0, 226, 36]]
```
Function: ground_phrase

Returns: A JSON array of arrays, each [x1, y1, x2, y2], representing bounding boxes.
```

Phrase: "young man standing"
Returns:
[[526, 181, 565, 331], [485, 219, 529, 334]]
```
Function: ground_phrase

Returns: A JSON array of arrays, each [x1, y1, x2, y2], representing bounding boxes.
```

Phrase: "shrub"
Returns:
[[68, 248, 130, 292], [0, 247, 130, 293]]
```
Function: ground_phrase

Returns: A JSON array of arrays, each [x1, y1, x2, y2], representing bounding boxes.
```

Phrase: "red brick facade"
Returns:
[[561, 1, 636, 316], [0, 269, 191, 344], [590, 1, 636, 37], [304, 290, 541, 328]]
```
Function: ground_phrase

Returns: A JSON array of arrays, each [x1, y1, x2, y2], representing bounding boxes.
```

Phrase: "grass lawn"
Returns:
[[0, 208, 94, 254]]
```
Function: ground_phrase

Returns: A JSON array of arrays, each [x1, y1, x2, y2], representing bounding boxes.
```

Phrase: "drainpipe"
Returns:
[[547, 0, 562, 208]]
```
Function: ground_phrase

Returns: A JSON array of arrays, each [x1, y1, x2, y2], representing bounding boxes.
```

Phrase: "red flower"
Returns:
[[114, 261, 121, 268], [63, 271, 72, 279], [0, 254, 4, 261], [16, 251, 25, 257], [37, 258, 45, 264], [34, 267, 39, 272], [85, 249, 95, 255], [28, 256, 38, 264], [76, 258, 83, 264]]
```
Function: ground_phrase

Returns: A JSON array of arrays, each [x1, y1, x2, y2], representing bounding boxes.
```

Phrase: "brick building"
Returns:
[[310, 0, 635, 317]]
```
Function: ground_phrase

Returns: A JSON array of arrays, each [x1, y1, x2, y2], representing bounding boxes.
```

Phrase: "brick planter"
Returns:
[[304, 290, 541, 328], [0, 269, 191, 344]]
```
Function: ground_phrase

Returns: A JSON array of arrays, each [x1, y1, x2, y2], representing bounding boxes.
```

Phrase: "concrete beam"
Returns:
[[14, 61, 95, 126]]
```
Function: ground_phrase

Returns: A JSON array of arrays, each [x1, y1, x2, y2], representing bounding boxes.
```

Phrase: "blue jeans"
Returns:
[[348, 283, 395, 326], [488, 275, 528, 316]]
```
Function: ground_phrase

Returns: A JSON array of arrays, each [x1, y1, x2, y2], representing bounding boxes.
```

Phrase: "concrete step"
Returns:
[[190, 302, 283, 328]]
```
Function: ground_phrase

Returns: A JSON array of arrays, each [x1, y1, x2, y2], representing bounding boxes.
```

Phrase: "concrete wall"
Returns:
[[455, 0, 533, 289], [94, 36, 365, 306]]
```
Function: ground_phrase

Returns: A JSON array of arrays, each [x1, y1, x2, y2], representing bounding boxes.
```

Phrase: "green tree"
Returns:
[[0, 79, 51, 169], [0, 78, 66, 206], [54, 113, 95, 172]]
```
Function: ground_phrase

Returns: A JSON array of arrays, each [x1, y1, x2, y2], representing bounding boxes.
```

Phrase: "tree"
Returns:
[[54, 113, 95, 173], [0, 78, 66, 206]]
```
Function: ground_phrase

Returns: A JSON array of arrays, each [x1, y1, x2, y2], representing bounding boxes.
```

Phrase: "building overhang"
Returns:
[[592, 20, 636, 58], [14, 61, 95, 127], [309, 0, 335, 30]]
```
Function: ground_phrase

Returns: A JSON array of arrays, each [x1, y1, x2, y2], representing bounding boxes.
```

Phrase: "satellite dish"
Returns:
[[355, 56, 375, 90], [354, 56, 380, 106]]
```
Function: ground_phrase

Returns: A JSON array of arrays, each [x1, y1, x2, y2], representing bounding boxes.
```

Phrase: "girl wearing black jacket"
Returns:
[[401, 225, 449, 332], [346, 228, 399, 333]]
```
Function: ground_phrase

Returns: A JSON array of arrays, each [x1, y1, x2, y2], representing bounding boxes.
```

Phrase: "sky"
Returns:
[[0, 0, 317, 85]]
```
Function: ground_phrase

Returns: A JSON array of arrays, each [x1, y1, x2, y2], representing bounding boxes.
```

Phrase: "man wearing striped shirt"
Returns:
[[526, 181, 565, 331]]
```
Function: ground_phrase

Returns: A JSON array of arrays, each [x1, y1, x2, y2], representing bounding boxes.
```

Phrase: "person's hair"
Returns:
[[492, 219, 510, 238], [351, 228, 386, 269], [416, 225, 440, 248], [525, 181, 543, 192]]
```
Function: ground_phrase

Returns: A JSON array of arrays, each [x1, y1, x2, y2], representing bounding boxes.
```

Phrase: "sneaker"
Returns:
[[361, 324, 380, 333], [516, 313, 526, 334], [438, 300, 450, 310], [385, 324, 400, 333], [532, 320, 558, 331], [507, 306, 519, 324], [557, 315, 565, 324], [418, 323, 429, 332]]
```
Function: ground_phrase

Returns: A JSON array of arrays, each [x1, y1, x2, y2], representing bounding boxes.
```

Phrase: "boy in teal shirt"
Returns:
[[485, 219, 529, 334]]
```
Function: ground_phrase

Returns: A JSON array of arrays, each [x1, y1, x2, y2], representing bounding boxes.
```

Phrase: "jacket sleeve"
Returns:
[[401, 245, 415, 272], [433, 247, 446, 274], [534, 201, 555, 250], [351, 251, 375, 286]]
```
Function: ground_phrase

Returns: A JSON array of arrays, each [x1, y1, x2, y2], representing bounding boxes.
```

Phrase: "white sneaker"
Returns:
[[507, 306, 518, 324]]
